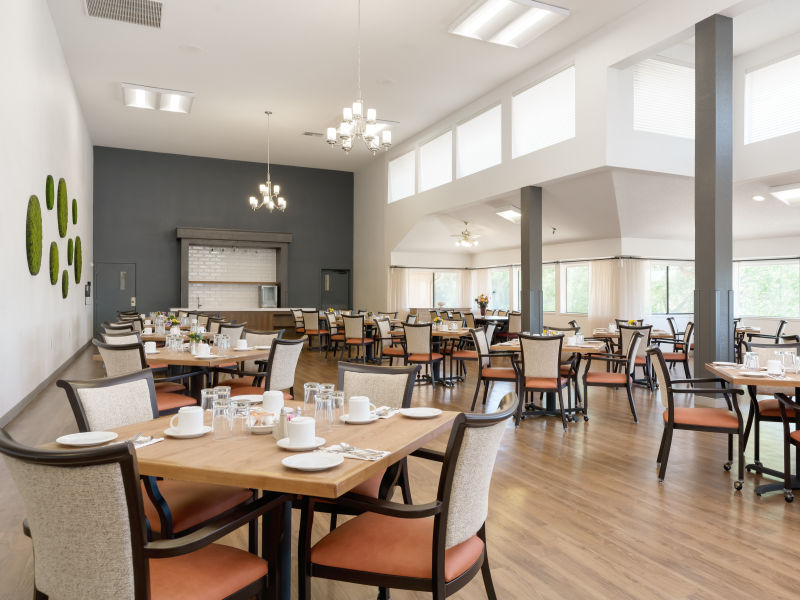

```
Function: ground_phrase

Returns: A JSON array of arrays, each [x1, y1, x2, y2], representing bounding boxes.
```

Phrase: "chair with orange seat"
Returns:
[[302, 309, 326, 351], [298, 392, 519, 600], [341, 314, 370, 362], [616, 324, 653, 388], [469, 327, 516, 412], [221, 328, 284, 388], [582, 331, 642, 422], [647, 346, 745, 487], [0, 424, 286, 600], [226, 337, 305, 401], [324, 312, 344, 358], [375, 317, 406, 365], [517, 334, 571, 430], [404, 322, 444, 388], [660, 321, 694, 377], [774, 393, 800, 502]]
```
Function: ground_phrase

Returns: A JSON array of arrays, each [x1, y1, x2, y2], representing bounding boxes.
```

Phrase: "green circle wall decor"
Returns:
[[57, 178, 68, 237], [67, 238, 74, 265], [26, 195, 43, 275], [45, 175, 54, 210], [61, 270, 69, 298], [74, 236, 82, 283], [72, 198, 78, 224], [49, 242, 59, 285]]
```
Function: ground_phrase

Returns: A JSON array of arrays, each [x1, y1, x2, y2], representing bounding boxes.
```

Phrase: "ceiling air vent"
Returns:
[[302, 131, 324, 138], [85, 0, 163, 29]]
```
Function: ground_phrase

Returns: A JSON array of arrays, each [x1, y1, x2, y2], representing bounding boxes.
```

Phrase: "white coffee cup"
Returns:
[[143, 327, 153, 335], [169, 405, 204, 434], [567, 336, 577, 345], [348, 396, 376, 421], [144, 320, 152, 326], [236, 338, 248, 350], [262, 390, 284, 414], [287, 416, 315, 446], [144, 341, 157, 354], [767, 359, 783, 376], [198, 326, 205, 334], [197, 342, 211, 356]]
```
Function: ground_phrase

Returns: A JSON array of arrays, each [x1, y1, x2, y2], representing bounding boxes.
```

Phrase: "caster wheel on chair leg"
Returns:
[[734, 481, 743, 491], [755, 461, 763, 468], [723, 462, 732, 472], [785, 491, 794, 503], [583, 415, 589, 421]]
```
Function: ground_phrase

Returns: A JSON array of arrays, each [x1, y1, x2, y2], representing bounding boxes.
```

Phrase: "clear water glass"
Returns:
[[304, 382, 320, 407], [319, 383, 335, 396], [201, 388, 217, 412], [230, 399, 251, 435], [330, 391, 345, 425], [212, 400, 232, 438], [315, 393, 334, 432], [213, 386, 231, 403]]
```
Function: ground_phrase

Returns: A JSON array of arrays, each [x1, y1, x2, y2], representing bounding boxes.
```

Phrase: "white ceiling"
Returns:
[[47, 0, 649, 172]]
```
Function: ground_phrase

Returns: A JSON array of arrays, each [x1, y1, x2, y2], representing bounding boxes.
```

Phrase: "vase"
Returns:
[[480, 306, 486, 317]]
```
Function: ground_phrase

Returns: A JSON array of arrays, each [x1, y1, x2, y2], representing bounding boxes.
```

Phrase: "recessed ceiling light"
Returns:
[[450, 0, 569, 48], [751, 195, 765, 202], [768, 184, 800, 206], [496, 208, 521, 223], [121, 83, 194, 114]]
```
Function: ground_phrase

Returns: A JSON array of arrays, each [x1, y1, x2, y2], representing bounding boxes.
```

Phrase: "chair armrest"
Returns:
[[411, 447, 445, 462], [671, 377, 729, 385], [154, 370, 204, 384], [586, 354, 626, 363], [144, 492, 289, 559], [670, 387, 744, 396], [330, 493, 442, 519], [22, 518, 30, 538], [746, 333, 777, 341], [488, 350, 517, 358]]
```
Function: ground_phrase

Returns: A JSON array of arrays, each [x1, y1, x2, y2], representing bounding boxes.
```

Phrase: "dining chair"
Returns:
[[0, 426, 285, 599], [219, 323, 245, 340], [102, 321, 135, 334], [428, 309, 440, 322], [324, 313, 344, 359], [56, 369, 259, 542], [617, 324, 653, 388], [100, 330, 142, 345], [517, 334, 571, 429], [646, 346, 744, 488], [567, 319, 580, 332], [379, 311, 398, 320], [747, 319, 788, 345], [774, 393, 800, 502], [298, 391, 518, 600], [224, 329, 284, 389], [225, 337, 305, 400], [660, 322, 694, 377], [178, 309, 188, 319], [404, 323, 443, 388], [741, 341, 800, 473], [302, 309, 326, 351], [207, 317, 225, 334], [468, 328, 516, 412], [342, 314, 370, 363], [196, 314, 210, 328], [497, 311, 521, 340], [118, 315, 144, 332], [582, 332, 642, 422], [463, 313, 476, 329], [292, 308, 306, 335], [375, 317, 406, 365], [92, 339, 196, 414]]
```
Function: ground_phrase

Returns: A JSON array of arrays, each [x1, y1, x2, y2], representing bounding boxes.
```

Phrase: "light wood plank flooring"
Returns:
[[1, 345, 799, 599]]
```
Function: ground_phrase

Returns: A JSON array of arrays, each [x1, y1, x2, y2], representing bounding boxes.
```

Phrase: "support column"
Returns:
[[694, 14, 734, 374], [521, 186, 543, 333]]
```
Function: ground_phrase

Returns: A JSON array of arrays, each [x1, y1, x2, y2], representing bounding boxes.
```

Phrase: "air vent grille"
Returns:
[[302, 131, 324, 137], [85, 0, 163, 28]]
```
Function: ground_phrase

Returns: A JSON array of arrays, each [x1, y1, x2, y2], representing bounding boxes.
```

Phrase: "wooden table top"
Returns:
[[42, 402, 457, 498], [431, 327, 472, 339], [477, 315, 508, 321], [140, 332, 213, 342], [592, 328, 671, 339], [705, 363, 800, 388], [490, 340, 606, 354], [145, 347, 272, 367]]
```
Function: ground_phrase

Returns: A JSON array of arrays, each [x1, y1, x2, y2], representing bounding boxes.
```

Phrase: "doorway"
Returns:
[[94, 262, 136, 332], [321, 269, 350, 310]]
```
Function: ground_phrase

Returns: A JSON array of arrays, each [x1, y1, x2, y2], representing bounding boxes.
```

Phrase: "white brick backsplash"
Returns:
[[188, 245, 277, 309]]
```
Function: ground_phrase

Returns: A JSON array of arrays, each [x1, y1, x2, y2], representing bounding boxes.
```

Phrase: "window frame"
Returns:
[[455, 103, 503, 179], [562, 262, 590, 315], [650, 261, 695, 315]]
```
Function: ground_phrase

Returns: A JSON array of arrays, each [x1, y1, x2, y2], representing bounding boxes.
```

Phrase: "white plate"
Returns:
[[230, 394, 263, 404], [282, 452, 343, 471], [164, 425, 212, 439], [400, 407, 443, 419], [250, 424, 273, 435], [339, 413, 379, 425], [56, 431, 118, 447], [193, 354, 215, 359], [276, 437, 326, 451], [233, 347, 250, 351], [712, 361, 738, 366], [740, 371, 768, 378], [145, 350, 160, 355], [253, 345, 271, 350]]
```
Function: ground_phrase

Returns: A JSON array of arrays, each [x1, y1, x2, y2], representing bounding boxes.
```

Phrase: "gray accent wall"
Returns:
[[93, 146, 353, 312]]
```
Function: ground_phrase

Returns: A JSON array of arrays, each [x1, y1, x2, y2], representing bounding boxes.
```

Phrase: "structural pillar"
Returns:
[[694, 14, 734, 374], [521, 186, 543, 333]]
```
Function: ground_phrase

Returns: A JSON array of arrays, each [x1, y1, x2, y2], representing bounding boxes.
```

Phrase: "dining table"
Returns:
[[42, 401, 458, 600], [140, 331, 214, 343], [592, 328, 672, 339], [706, 362, 800, 497]]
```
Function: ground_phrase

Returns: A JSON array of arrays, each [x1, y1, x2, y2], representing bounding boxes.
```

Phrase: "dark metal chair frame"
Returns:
[[582, 332, 642, 423], [516, 334, 571, 430]]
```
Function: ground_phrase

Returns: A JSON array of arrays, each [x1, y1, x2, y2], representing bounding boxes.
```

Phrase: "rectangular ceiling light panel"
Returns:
[[496, 208, 521, 223], [450, 0, 568, 48], [121, 84, 194, 114], [769, 184, 800, 206]]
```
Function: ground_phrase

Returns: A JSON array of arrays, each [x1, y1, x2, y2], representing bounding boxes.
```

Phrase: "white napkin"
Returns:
[[134, 437, 164, 449], [318, 444, 389, 461], [375, 406, 399, 419]]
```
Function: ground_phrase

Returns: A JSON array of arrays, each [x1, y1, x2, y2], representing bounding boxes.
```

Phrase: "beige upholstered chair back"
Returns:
[[375, 318, 392, 341], [302, 311, 320, 331], [620, 325, 651, 358], [463, 313, 476, 328], [485, 323, 497, 345], [470, 328, 491, 367], [267, 339, 304, 391], [406, 313, 418, 324], [624, 333, 643, 375], [339, 366, 416, 410], [378, 312, 396, 319], [519, 335, 562, 379], [404, 324, 432, 355], [343, 315, 365, 340], [681, 322, 694, 356], [648, 347, 672, 409], [178, 310, 188, 318], [508, 312, 522, 334], [2, 446, 141, 599], [208, 319, 223, 334], [219, 323, 245, 340], [243, 330, 282, 372], [428, 310, 439, 322], [102, 332, 141, 346], [103, 323, 134, 334], [96, 343, 145, 377], [325, 313, 338, 334], [196, 314, 209, 328], [497, 310, 508, 317]]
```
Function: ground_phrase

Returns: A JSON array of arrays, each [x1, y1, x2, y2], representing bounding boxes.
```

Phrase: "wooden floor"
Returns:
[[2, 345, 800, 599]]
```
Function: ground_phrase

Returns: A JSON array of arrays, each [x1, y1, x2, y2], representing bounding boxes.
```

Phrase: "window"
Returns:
[[735, 261, 800, 318], [489, 268, 511, 310], [633, 58, 694, 139], [564, 264, 589, 314], [512, 66, 576, 158], [433, 271, 460, 307], [456, 105, 502, 178], [542, 265, 556, 312], [745, 53, 800, 144], [388, 151, 415, 203], [650, 263, 694, 314], [419, 131, 452, 192], [408, 270, 433, 307]]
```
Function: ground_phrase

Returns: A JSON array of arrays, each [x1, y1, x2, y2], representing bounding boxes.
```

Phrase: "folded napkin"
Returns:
[[374, 406, 399, 419], [134, 437, 164, 449], [318, 444, 389, 461]]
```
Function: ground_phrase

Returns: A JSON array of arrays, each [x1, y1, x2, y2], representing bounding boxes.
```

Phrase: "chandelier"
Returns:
[[452, 222, 480, 248], [249, 111, 286, 212], [326, 0, 392, 155]]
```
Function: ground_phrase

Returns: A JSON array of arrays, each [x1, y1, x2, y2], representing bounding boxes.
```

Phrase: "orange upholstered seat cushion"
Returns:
[[382, 346, 405, 356], [228, 376, 256, 388], [790, 430, 800, 445], [149, 543, 267, 600], [330, 334, 345, 341], [757, 398, 797, 418], [143, 480, 253, 534], [408, 353, 443, 362], [452, 350, 478, 360], [305, 330, 321, 335], [664, 407, 739, 429], [524, 377, 568, 390], [350, 470, 385, 498], [231, 388, 293, 401], [481, 367, 516, 380], [559, 365, 573, 376], [662, 352, 686, 361], [346, 338, 368, 344], [634, 356, 646, 366], [156, 392, 196, 413], [296, 327, 305, 333], [310, 512, 483, 583], [585, 372, 626, 385], [154, 381, 187, 394]]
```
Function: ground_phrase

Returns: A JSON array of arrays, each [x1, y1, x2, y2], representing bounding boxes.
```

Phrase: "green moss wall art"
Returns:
[[49, 242, 59, 285], [45, 175, 54, 210], [74, 236, 83, 283], [61, 270, 69, 298], [26, 196, 43, 275], [57, 178, 68, 237], [72, 198, 78, 224], [67, 238, 74, 265]]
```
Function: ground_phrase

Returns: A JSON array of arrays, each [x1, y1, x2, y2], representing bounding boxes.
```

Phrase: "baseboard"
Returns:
[[0, 339, 93, 428]]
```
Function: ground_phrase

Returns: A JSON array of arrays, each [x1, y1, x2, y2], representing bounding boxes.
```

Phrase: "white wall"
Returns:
[[0, 0, 93, 420]]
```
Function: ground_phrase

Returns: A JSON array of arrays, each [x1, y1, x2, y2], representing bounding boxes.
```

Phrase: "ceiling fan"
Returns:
[[451, 221, 480, 248]]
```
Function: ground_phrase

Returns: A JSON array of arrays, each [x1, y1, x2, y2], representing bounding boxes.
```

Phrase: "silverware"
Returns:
[[128, 432, 143, 443]]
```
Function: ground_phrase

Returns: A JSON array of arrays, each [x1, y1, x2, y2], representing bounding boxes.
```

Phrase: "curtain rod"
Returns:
[[389, 256, 697, 270]]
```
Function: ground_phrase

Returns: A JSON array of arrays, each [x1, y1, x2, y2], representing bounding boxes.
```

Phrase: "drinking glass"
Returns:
[[744, 352, 760, 370], [230, 399, 251, 435], [315, 393, 335, 432], [576, 332, 585, 344], [319, 383, 335, 396], [304, 382, 320, 407], [330, 391, 345, 425], [201, 388, 217, 412], [212, 400, 232, 438], [213, 386, 231, 403]]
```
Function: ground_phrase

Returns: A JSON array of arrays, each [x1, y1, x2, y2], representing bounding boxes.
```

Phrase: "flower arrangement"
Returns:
[[475, 294, 489, 309], [366, 311, 374, 317], [187, 332, 204, 343], [169, 317, 180, 326], [627, 319, 637, 326], [327, 307, 335, 313], [542, 329, 552, 336], [432, 316, 443, 324]]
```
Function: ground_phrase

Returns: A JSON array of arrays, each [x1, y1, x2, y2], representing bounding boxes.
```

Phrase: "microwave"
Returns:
[[259, 284, 279, 308]]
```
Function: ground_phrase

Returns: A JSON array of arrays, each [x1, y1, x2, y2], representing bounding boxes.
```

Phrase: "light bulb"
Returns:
[[367, 108, 376, 123], [343, 107, 353, 122], [273, 184, 280, 195], [259, 184, 267, 194], [381, 130, 392, 147], [277, 197, 286, 207], [352, 101, 362, 119], [327, 127, 337, 143], [249, 196, 258, 207]]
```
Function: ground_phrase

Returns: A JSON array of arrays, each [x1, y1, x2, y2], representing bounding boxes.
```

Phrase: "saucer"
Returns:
[[399, 407, 443, 419], [193, 354, 215, 359], [57, 431, 118, 447], [164, 425, 212, 439], [233, 347, 250, 351], [250, 424, 274, 435], [282, 452, 343, 471], [276, 437, 326, 451], [339, 413, 379, 424], [230, 394, 263, 404]]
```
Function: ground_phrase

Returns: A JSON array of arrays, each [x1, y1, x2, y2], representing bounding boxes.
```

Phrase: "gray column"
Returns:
[[694, 14, 734, 374], [520, 186, 543, 333]]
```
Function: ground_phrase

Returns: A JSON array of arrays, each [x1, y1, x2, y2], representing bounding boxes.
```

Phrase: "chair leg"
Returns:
[[625, 382, 639, 423], [754, 414, 762, 465], [514, 384, 524, 427], [329, 511, 338, 531], [736, 432, 744, 491], [399, 460, 413, 504], [582, 380, 589, 421], [378, 588, 391, 600], [557, 388, 568, 431], [658, 427, 673, 482], [682, 358, 691, 379], [478, 526, 498, 600], [481, 377, 490, 407], [656, 427, 667, 462], [430, 361, 436, 389], [786, 438, 796, 502]]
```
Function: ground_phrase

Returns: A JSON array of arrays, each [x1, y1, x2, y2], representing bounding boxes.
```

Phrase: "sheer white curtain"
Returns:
[[472, 268, 490, 313], [460, 271, 472, 310], [588, 260, 618, 325], [388, 268, 410, 316], [618, 258, 651, 320]]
